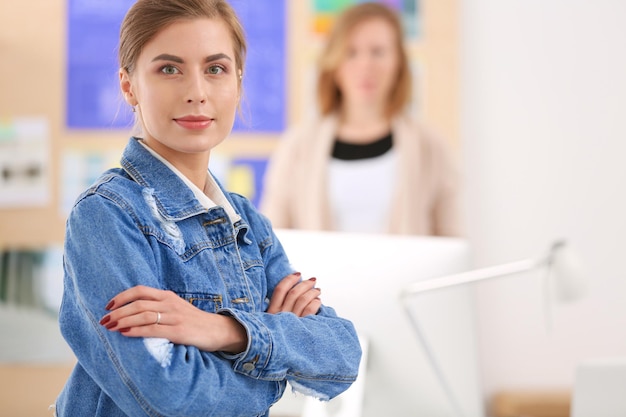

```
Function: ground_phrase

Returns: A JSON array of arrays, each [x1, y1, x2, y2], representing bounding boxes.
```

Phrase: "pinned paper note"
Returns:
[[60, 148, 122, 216], [0, 117, 50, 208]]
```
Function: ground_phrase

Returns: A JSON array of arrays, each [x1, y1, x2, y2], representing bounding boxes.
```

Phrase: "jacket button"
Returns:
[[242, 362, 255, 371]]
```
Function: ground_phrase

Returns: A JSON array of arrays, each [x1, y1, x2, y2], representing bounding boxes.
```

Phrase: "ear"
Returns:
[[237, 69, 243, 101], [119, 68, 138, 106]]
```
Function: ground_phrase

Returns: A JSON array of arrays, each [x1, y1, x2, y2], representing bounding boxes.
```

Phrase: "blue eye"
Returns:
[[160, 65, 180, 75], [207, 65, 224, 75]]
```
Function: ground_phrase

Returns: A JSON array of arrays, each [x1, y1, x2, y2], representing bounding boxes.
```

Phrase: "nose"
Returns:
[[349, 51, 374, 72], [185, 72, 207, 104]]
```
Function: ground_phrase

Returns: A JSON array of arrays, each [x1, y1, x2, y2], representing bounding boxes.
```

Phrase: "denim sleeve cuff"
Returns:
[[217, 308, 279, 380]]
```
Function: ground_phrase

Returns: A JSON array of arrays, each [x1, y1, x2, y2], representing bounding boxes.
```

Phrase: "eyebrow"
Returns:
[[151, 53, 232, 63]]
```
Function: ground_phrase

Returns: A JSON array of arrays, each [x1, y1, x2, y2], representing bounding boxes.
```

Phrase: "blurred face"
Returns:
[[335, 17, 400, 111], [120, 18, 239, 161]]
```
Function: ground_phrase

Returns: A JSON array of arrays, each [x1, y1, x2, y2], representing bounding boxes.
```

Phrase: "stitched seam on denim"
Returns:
[[91, 187, 143, 226], [270, 381, 287, 406], [121, 155, 144, 182], [221, 309, 273, 379], [251, 312, 273, 375], [211, 242, 259, 314], [160, 205, 207, 221], [72, 173, 117, 206], [233, 239, 257, 311], [258, 236, 273, 253], [187, 293, 223, 312], [199, 234, 236, 248], [241, 258, 263, 269], [285, 372, 358, 383]]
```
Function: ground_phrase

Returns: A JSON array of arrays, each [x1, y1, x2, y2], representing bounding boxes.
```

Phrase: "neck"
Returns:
[[337, 103, 391, 143], [172, 155, 210, 191], [141, 139, 210, 190]]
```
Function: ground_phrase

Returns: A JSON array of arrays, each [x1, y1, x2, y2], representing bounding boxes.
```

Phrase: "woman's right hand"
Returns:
[[99, 285, 248, 353], [267, 273, 321, 317]]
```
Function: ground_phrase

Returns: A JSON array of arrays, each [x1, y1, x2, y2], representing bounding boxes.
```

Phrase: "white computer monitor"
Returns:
[[571, 357, 626, 417], [270, 229, 484, 417]]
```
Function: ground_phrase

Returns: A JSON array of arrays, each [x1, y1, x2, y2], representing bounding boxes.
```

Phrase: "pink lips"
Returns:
[[174, 115, 213, 130]]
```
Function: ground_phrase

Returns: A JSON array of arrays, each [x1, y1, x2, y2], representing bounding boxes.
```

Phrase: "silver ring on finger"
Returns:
[[155, 311, 162, 325]]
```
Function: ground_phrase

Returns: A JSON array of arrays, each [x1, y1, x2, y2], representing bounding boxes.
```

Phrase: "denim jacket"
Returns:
[[55, 137, 361, 417]]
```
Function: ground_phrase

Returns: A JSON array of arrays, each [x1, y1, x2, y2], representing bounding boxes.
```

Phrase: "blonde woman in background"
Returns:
[[261, 2, 461, 236]]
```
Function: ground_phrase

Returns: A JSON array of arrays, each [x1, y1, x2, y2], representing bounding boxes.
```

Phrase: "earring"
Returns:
[[131, 106, 136, 113]]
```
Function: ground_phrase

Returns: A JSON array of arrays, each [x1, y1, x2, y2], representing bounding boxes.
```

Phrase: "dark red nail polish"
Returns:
[[100, 315, 111, 325], [105, 300, 115, 310], [294, 272, 301, 277], [119, 328, 130, 333], [309, 277, 317, 282], [105, 321, 118, 330]]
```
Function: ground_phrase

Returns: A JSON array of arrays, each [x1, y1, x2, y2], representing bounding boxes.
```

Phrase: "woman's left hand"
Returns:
[[99, 285, 247, 353], [266, 273, 322, 317]]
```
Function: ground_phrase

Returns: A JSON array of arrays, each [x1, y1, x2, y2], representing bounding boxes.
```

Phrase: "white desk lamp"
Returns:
[[400, 240, 586, 417]]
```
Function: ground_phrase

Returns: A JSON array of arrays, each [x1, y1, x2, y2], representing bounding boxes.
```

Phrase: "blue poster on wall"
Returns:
[[230, 0, 286, 132], [66, 0, 135, 129], [66, 0, 286, 133]]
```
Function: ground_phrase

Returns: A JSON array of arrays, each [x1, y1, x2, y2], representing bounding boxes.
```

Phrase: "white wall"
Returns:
[[460, 0, 626, 400]]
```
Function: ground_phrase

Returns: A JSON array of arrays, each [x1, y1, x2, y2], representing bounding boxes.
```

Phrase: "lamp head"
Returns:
[[545, 240, 586, 303]]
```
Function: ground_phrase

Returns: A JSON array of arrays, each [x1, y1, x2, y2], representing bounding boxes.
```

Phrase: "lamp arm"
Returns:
[[399, 256, 545, 417], [400, 258, 543, 299], [401, 299, 467, 417]]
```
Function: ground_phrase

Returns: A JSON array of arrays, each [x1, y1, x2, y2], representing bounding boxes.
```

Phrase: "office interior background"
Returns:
[[1, 0, 625, 416]]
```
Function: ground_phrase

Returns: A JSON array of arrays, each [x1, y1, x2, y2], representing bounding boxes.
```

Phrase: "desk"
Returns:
[[491, 390, 571, 417], [0, 364, 74, 417]]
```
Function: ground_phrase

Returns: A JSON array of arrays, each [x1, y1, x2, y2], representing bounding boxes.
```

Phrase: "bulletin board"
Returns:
[[0, 0, 459, 249]]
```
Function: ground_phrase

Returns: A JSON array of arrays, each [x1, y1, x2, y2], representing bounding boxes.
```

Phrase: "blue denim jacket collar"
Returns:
[[121, 137, 209, 221], [123, 137, 254, 246]]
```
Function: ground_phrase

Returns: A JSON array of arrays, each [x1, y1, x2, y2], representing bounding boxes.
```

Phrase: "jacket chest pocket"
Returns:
[[180, 292, 223, 313]]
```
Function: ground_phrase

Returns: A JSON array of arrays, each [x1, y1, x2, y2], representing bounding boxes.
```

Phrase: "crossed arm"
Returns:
[[99, 272, 322, 353]]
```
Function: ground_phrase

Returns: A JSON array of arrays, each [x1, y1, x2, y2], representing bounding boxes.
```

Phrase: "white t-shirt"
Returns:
[[328, 149, 397, 233]]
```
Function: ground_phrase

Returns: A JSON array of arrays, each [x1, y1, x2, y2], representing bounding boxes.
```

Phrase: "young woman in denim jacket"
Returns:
[[54, 1, 361, 415]]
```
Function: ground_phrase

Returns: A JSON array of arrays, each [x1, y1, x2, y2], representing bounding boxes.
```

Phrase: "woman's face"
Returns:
[[334, 17, 400, 111], [120, 17, 239, 161]]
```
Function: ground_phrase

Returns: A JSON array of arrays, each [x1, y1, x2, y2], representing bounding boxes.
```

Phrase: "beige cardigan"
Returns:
[[260, 113, 461, 236]]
